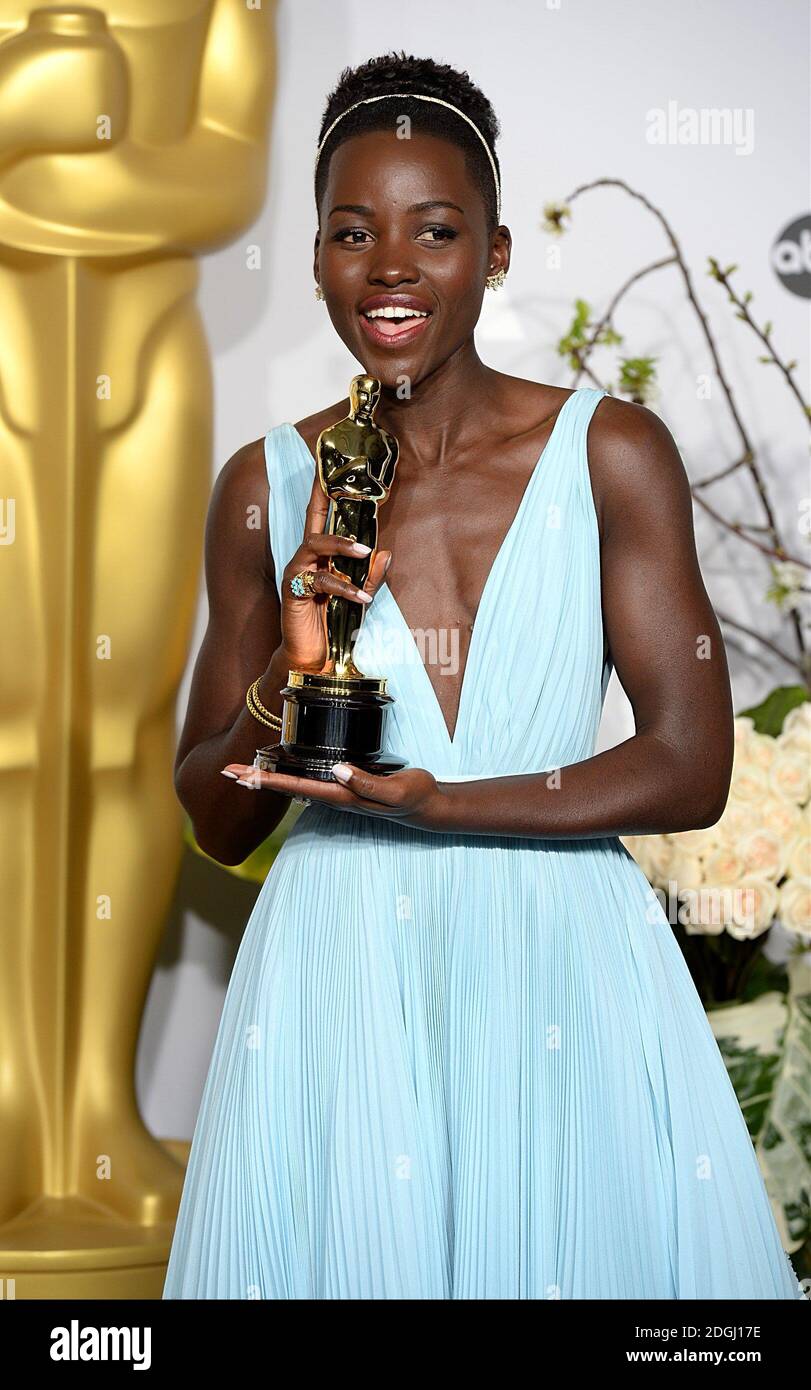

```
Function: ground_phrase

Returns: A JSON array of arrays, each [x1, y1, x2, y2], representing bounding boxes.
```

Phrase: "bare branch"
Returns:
[[708, 259, 811, 427], [692, 452, 753, 489], [692, 491, 811, 568], [570, 256, 677, 387], [566, 176, 808, 659], [715, 609, 807, 679]]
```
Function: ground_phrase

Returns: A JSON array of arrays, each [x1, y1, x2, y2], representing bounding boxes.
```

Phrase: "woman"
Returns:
[[163, 53, 803, 1300]]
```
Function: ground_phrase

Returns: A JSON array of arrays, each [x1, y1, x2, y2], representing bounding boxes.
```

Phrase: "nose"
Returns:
[[365, 232, 420, 287]]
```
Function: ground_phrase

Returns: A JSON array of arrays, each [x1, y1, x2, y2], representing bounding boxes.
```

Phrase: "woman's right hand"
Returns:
[[278, 468, 392, 674]]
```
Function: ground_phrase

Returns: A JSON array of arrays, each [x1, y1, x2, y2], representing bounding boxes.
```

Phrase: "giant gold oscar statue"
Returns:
[[0, 1, 275, 1298]]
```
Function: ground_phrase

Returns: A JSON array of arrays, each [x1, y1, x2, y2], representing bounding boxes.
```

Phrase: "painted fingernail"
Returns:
[[220, 769, 239, 779], [384, 554, 392, 573], [236, 778, 259, 789], [350, 542, 371, 554], [356, 590, 373, 604], [332, 763, 352, 782]]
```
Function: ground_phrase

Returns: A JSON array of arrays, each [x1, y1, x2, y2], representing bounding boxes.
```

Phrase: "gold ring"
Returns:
[[289, 569, 317, 599]]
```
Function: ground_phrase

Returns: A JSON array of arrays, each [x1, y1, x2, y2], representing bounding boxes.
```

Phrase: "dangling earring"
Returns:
[[485, 267, 506, 291], [314, 283, 325, 301]]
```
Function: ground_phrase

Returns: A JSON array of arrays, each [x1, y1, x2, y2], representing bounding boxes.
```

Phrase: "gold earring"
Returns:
[[315, 283, 325, 300], [485, 267, 506, 291]]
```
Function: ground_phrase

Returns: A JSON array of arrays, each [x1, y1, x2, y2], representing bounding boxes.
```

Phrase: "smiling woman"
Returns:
[[162, 52, 805, 1302], [359, 291, 432, 348]]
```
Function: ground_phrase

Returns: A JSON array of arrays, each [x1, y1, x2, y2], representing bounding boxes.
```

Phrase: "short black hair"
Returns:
[[315, 52, 501, 233]]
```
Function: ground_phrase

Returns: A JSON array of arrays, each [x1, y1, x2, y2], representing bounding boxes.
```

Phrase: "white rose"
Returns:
[[669, 825, 721, 857], [787, 832, 811, 881], [747, 730, 778, 772], [728, 762, 770, 804], [777, 876, 811, 940], [726, 877, 778, 940], [760, 794, 804, 841], [768, 750, 811, 807], [703, 846, 748, 885], [735, 827, 787, 882], [715, 798, 758, 845], [733, 716, 756, 750], [778, 730, 811, 764], [782, 701, 811, 738], [667, 852, 705, 893]]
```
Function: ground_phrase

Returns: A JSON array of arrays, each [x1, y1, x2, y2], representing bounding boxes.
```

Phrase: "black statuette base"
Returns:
[[254, 671, 408, 783]]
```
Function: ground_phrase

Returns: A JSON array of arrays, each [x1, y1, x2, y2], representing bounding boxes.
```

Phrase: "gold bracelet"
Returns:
[[249, 675, 282, 726], [246, 677, 282, 730]]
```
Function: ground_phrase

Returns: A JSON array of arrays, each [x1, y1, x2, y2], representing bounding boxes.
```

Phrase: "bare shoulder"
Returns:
[[210, 434, 268, 531], [207, 434, 274, 583], [586, 394, 691, 541], [495, 373, 575, 433]]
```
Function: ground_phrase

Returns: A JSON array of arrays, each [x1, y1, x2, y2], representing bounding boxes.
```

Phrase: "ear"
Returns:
[[313, 230, 321, 284], [489, 224, 512, 276]]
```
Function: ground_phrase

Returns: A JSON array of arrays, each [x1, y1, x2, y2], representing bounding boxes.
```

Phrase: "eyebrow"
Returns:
[[328, 199, 465, 218]]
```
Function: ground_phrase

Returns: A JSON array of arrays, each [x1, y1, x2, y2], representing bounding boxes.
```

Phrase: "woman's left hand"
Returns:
[[221, 761, 448, 832]]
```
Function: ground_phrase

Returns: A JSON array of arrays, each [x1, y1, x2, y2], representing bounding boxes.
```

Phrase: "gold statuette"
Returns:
[[254, 374, 407, 781]]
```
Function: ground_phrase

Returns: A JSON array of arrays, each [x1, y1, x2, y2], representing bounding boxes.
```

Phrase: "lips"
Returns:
[[357, 293, 433, 348]]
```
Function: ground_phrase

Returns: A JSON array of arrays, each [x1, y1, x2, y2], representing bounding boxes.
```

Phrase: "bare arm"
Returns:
[[176, 436, 392, 864], [428, 396, 735, 837], [174, 439, 293, 866]]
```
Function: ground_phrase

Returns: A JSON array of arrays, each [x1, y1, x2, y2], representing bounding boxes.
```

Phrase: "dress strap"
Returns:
[[564, 386, 609, 543], [264, 424, 315, 601]]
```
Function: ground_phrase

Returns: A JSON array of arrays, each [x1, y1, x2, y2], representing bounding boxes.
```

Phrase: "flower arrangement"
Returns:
[[621, 702, 810, 957], [621, 693, 811, 1264]]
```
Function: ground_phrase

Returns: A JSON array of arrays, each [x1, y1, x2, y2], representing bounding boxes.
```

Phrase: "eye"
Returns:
[[416, 225, 458, 242], [332, 228, 373, 244]]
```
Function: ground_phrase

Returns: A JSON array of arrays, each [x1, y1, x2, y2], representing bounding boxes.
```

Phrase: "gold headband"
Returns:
[[314, 92, 502, 223]]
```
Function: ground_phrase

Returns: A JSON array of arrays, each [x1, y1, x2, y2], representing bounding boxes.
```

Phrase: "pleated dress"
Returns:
[[163, 386, 804, 1300]]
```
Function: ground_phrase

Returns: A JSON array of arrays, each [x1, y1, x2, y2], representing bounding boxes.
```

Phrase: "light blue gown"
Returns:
[[163, 387, 804, 1300]]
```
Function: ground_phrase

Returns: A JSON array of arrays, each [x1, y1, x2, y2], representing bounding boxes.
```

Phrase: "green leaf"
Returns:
[[618, 356, 659, 402], [556, 299, 595, 370], [709, 993, 785, 1140], [707, 971, 811, 1251], [737, 686, 809, 735]]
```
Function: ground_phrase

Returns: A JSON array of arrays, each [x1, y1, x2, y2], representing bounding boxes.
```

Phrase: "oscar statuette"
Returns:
[[254, 374, 408, 781]]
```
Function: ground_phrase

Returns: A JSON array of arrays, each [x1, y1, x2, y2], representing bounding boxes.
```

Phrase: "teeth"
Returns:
[[364, 306, 429, 319]]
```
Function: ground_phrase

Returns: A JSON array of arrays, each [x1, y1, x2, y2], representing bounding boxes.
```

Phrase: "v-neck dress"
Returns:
[[163, 387, 804, 1300]]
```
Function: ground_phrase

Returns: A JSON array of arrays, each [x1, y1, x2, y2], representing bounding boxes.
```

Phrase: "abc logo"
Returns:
[[771, 214, 811, 298]]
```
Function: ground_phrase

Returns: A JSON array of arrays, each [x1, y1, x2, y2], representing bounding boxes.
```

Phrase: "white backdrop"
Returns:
[[142, 0, 810, 1140]]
